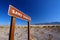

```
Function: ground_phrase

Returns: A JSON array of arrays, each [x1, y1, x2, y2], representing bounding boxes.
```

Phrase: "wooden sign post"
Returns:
[[28, 21, 30, 40], [9, 17, 16, 40], [8, 5, 31, 40]]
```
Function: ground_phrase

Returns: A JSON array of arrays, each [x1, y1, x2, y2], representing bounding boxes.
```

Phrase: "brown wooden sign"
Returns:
[[8, 5, 31, 21], [8, 5, 31, 40]]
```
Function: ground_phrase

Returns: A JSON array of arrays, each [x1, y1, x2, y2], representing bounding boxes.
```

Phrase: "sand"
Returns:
[[0, 27, 60, 40]]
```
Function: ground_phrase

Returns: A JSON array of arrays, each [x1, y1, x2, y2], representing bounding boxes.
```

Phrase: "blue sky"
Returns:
[[0, 0, 60, 25]]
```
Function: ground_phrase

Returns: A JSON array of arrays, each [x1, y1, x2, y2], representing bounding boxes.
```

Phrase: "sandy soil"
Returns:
[[0, 27, 60, 40]]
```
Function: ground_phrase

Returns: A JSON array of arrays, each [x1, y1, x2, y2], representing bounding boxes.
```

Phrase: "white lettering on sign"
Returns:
[[12, 10, 22, 17], [15, 11, 18, 14], [23, 15, 29, 20], [8, 5, 31, 21], [18, 12, 22, 17], [12, 10, 15, 13]]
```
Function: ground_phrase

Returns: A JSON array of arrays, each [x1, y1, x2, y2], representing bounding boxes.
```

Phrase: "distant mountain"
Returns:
[[33, 22, 60, 25]]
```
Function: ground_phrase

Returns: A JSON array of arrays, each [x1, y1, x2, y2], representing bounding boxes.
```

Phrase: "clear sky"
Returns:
[[0, 0, 60, 25]]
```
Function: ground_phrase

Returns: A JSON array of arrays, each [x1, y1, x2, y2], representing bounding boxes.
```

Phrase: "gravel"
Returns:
[[0, 27, 60, 40]]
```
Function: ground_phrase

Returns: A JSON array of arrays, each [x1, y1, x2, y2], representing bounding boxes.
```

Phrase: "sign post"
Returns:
[[28, 21, 30, 40], [8, 5, 31, 40], [9, 16, 16, 40]]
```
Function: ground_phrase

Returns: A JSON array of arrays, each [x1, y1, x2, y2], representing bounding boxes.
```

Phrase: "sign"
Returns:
[[8, 5, 31, 40], [8, 5, 31, 21]]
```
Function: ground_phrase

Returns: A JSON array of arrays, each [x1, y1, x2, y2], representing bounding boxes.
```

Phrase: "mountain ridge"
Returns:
[[33, 22, 60, 25]]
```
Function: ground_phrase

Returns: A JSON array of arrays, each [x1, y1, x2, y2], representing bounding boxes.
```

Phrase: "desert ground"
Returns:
[[0, 26, 60, 40]]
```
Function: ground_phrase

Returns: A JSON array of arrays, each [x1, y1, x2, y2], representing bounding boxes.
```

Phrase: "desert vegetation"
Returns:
[[0, 25, 60, 40]]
